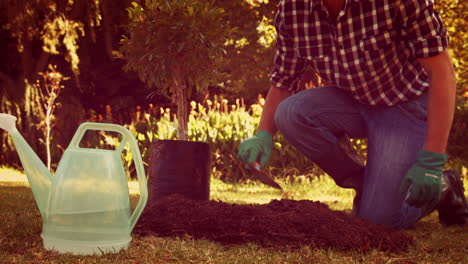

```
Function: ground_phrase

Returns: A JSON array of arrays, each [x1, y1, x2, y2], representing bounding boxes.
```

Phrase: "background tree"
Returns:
[[0, 0, 103, 165], [120, 0, 232, 140], [0, 0, 150, 164], [215, 0, 278, 101]]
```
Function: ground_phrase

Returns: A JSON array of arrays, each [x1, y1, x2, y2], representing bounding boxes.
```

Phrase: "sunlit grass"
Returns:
[[210, 176, 355, 211], [0, 166, 29, 186], [1, 167, 467, 264]]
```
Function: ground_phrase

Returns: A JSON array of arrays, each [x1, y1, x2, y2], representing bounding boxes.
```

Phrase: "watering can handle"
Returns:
[[69, 122, 148, 231]]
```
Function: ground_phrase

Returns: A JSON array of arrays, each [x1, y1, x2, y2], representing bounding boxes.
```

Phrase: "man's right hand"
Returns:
[[237, 131, 273, 169]]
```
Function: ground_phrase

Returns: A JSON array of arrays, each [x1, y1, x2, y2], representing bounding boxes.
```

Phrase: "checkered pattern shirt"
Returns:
[[270, 0, 449, 106]]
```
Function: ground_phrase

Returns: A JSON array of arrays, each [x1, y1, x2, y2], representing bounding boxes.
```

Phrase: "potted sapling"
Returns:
[[120, 0, 231, 203]]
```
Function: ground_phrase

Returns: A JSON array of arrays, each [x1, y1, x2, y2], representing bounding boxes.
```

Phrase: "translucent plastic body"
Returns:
[[44, 123, 148, 255], [0, 114, 148, 255]]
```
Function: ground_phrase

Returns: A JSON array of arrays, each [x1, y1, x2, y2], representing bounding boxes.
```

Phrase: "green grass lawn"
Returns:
[[0, 167, 467, 264]]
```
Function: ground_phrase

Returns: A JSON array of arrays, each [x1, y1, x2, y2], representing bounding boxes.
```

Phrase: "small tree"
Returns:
[[120, 0, 231, 141], [32, 64, 68, 171]]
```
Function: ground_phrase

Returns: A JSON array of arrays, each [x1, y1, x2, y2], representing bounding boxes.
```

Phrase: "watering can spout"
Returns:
[[0, 114, 52, 215]]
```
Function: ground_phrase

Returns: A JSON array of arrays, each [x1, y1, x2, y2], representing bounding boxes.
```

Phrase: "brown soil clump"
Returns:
[[135, 195, 413, 252]]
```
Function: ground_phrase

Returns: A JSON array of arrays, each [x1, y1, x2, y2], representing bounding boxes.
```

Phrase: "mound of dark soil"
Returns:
[[135, 195, 413, 252]]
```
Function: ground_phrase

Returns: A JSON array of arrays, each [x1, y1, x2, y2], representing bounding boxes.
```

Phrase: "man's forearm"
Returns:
[[418, 51, 457, 153], [257, 86, 292, 135], [424, 75, 456, 153]]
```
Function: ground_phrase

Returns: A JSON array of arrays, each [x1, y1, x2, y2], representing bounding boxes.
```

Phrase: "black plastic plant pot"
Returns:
[[147, 139, 211, 203]]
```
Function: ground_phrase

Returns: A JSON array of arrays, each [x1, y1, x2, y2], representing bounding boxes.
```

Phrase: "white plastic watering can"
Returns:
[[0, 114, 148, 255]]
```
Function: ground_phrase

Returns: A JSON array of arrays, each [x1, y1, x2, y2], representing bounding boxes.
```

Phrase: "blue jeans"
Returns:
[[274, 86, 428, 228]]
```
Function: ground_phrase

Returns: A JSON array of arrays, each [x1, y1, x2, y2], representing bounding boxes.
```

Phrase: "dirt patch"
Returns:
[[135, 195, 414, 252]]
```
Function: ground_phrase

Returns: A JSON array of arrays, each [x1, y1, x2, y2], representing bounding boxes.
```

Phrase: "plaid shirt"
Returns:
[[270, 0, 449, 106]]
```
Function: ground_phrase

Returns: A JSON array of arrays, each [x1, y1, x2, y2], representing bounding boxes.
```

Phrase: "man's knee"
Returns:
[[274, 97, 300, 134]]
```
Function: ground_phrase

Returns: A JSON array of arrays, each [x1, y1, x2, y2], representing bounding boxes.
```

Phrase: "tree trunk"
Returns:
[[101, 0, 114, 61], [173, 67, 188, 141]]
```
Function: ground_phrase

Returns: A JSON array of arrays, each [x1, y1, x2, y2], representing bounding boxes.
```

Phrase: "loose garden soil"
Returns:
[[135, 195, 414, 252]]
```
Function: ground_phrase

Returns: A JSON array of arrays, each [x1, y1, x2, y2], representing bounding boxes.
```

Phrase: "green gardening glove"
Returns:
[[400, 150, 448, 209], [237, 130, 273, 169]]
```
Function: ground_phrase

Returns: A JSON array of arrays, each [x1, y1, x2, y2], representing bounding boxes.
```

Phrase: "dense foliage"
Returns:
[[120, 0, 232, 140]]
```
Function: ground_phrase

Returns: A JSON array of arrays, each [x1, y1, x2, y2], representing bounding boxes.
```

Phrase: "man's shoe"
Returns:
[[437, 170, 468, 226]]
